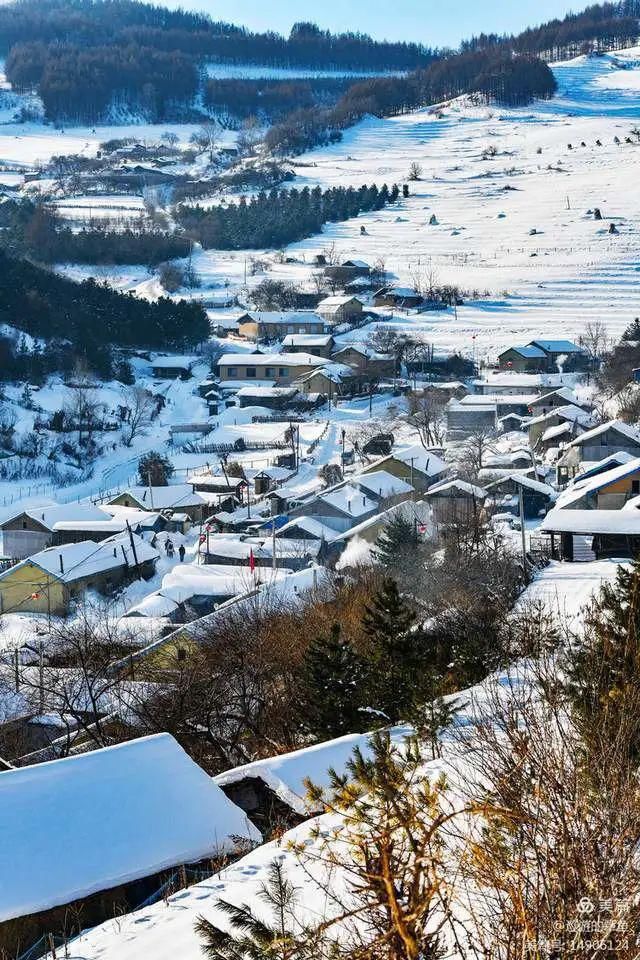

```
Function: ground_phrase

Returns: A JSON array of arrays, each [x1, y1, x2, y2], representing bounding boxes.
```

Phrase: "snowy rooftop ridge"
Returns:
[[567, 419, 640, 447], [0, 733, 260, 923]]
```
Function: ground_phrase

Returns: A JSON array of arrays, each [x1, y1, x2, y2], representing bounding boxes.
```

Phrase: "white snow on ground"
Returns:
[[204, 62, 402, 80], [515, 558, 622, 630]]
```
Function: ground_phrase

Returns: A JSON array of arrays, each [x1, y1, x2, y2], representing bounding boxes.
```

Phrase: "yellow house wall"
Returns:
[[0, 563, 67, 615]]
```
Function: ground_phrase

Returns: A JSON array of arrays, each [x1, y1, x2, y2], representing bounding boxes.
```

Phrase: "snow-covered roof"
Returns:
[[382, 443, 447, 479], [380, 286, 420, 298], [487, 473, 555, 496], [241, 311, 324, 325], [235, 385, 299, 398], [0, 733, 260, 923], [215, 724, 412, 816], [275, 516, 339, 541], [320, 484, 377, 518], [218, 352, 327, 367], [151, 355, 195, 369], [0, 501, 107, 532], [355, 470, 413, 499], [294, 362, 356, 384], [529, 339, 583, 354], [0, 533, 159, 586], [426, 478, 487, 499], [342, 258, 370, 268], [575, 451, 635, 481], [504, 345, 546, 359], [529, 386, 581, 406], [556, 456, 640, 508], [568, 419, 640, 448], [282, 334, 333, 348], [109, 485, 206, 510], [318, 295, 361, 307], [541, 422, 575, 442], [126, 593, 181, 618], [540, 509, 640, 535], [527, 404, 593, 428], [51, 519, 128, 534]]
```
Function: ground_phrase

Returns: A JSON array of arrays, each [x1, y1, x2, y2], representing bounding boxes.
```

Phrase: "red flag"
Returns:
[[249, 548, 255, 573]]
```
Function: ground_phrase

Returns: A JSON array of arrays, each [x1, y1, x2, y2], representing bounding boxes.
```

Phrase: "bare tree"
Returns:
[[121, 385, 156, 447], [191, 120, 218, 163], [405, 389, 447, 447], [408, 161, 423, 181]]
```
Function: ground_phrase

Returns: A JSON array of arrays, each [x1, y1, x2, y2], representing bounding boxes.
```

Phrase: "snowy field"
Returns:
[[204, 62, 401, 79], [162, 47, 640, 362]]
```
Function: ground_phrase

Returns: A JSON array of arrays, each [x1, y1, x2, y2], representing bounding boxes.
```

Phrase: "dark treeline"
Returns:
[[7, 41, 199, 122], [0, 201, 193, 266], [0, 2, 435, 69], [0, 1, 437, 120], [0, 250, 208, 377], [203, 77, 353, 120], [464, 1, 640, 61], [176, 183, 401, 250], [266, 52, 557, 155]]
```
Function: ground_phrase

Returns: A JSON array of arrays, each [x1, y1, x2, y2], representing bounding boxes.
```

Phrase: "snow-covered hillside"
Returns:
[[174, 47, 640, 361]]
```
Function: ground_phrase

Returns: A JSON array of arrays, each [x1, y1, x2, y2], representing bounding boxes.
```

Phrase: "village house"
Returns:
[[373, 286, 423, 309], [200, 537, 318, 571], [424, 478, 488, 526], [362, 444, 448, 493], [351, 470, 414, 508], [282, 334, 334, 357], [237, 312, 331, 341], [0, 735, 260, 954], [528, 405, 594, 450], [331, 344, 395, 379], [293, 363, 363, 400], [0, 532, 159, 616], [555, 456, 640, 510], [235, 385, 301, 410], [485, 474, 556, 520], [446, 399, 498, 439], [288, 483, 379, 533], [215, 352, 328, 387], [150, 356, 194, 379], [472, 372, 566, 396], [106, 484, 208, 523], [497, 340, 588, 374], [540, 507, 640, 561], [0, 502, 110, 561], [324, 259, 371, 285], [317, 295, 364, 323], [527, 387, 592, 417], [560, 420, 640, 465]]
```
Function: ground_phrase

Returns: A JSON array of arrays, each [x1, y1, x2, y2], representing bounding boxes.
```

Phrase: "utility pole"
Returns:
[[272, 518, 277, 572], [147, 469, 154, 510], [126, 520, 141, 576], [519, 484, 529, 584]]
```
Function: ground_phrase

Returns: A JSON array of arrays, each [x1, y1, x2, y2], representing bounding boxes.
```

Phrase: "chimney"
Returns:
[[59, 555, 64, 575]]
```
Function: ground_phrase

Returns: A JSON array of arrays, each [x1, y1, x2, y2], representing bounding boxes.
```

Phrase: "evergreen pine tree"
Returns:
[[374, 513, 418, 570], [301, 623, 367, 738], [361, 578, 432, 723], [566, 557, 640, 757]]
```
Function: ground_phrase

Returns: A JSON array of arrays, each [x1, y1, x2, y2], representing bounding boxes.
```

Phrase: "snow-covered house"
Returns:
[[446, 398, 498, 439], [0, 533, 159, 616], [527, 404, 594, 450], [281, 334, 334, 357], [236, 311, 331, 340], [317, 295, 363, 323], [289, 483, 379, 534], [527, 387, 591, 417], [373, 286, 423, 309], [560, 421, 640, 467], [555, 456, 640, 511], [425, 478, 488, 525], [353, 470, 414, 507], [0, 734, 259, 939], [331, 343, 395, 378], [541, 508, 640, 561], [106, 484, 207, 522], [151, 356, 194, 379], [215, 352, 328, 386], [362, 443, 447, 493], [485, 474, 556, 520], [0, 502, 111, 561]]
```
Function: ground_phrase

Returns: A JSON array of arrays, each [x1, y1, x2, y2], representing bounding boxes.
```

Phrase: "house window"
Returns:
[[246, 367, 257, 378], [287, 326, 295, 333], [226, 366, 237, 377], [22, 520, 27, 530], [632, 480, 640, 495], [177, 647, 186, 661], [600, 435, 607, 445], [278, 367, 288, 377], [265, 367, 275, 377]]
